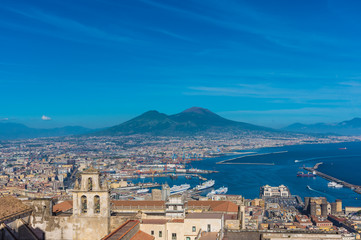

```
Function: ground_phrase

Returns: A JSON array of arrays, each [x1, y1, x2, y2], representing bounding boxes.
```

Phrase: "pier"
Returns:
[[304, 163, 361, 195]]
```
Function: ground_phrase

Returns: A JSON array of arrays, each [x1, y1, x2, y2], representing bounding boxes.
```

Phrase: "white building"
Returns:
[[260, 185, 290, 198]]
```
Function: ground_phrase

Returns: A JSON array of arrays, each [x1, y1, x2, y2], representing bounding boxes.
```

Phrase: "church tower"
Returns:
[[72, 167, 110, 240]]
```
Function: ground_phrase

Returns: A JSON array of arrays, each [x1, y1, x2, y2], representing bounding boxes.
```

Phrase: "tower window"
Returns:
[[159, 231, 162, 237], [81, 195, 87, 213], [88, 177, 93, 191], [94, 195, 100, 213]]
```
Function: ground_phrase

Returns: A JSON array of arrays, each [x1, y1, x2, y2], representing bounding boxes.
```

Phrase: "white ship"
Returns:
[[328, 182, 343, 188], [195, 180, 215, 191], [215, 186, 228, 194], [136, 188, 149, 194], [207, 186, 228, 197], [170, 184, 191, 195]]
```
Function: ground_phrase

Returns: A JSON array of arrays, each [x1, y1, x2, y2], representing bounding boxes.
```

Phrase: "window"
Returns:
[[151, 231, 154, 235], [186, 237, 190, 240], [88, 177, 93, 191], [192, 226, 196, 232], [207, 224, 211, 232], [94, 195, 100, 213], [159, 231, 162, 237], [174, 205, 177, 210], [172, 233, 176, 240], [81, 195, 87, 213]]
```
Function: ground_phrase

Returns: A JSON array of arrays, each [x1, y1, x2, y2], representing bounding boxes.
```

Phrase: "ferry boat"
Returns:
[[206, 186, 228, 197], [136, 188, 149, 194], [328, 182, 343, 188], [170, 184, 191, 194], [297, 171, 316, 177], [195, 180, 215, 191], [215, 186, 228, 194]]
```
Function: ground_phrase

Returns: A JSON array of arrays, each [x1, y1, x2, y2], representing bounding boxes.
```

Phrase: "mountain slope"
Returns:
[[283, 118, 361, 135], [93, 107, 277, 136], [0, 122, 94, 140]]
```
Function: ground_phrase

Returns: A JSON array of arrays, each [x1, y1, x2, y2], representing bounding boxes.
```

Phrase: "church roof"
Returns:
[[102, 220, 139, 240], [111, 200, 165, 208], [0, 195, 32, 221]]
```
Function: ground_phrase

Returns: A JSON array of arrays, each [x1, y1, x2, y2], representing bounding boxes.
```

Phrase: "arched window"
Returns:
[[94, 195, 100, 213], [88, 177, 93, 191], [81, 195, 87, 213]]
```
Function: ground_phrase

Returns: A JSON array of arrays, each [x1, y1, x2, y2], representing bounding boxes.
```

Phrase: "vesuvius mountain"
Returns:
[[93, 107, 277, 136]]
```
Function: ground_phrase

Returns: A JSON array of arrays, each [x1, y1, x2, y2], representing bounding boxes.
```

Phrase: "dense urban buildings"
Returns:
[[0, 134, 360, 239]]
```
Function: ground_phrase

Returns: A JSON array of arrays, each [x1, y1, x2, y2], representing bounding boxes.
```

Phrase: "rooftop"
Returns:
[[0, 195, 32, 221], [186, 213, 223, 219]]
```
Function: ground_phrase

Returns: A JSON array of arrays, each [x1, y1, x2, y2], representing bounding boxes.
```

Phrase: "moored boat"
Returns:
[[170, 184, 191, 194], [195, 180, 215, 191]]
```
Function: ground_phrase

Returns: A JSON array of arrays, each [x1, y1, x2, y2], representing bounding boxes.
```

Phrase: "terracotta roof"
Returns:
[[142, 219, 168, 225], [224, 214, 238, 220], [0, 195, 32, 221], [170, 219, 184, 223], [53, 200, 73, 213], [112, 200, 165, 207], [102, 220, 139, 240], [188, 201, 238, 213], [130, 230, 154, 240]]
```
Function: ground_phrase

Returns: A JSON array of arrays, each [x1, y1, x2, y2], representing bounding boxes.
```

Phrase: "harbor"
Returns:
[[304, 162, 361, 195]]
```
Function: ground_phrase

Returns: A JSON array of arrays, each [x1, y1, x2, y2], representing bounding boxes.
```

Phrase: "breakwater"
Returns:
[[304, 163, 361, 195], [216, 151, 288, 164]]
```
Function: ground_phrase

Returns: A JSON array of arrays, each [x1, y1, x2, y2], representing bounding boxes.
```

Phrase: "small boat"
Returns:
[[294, 160, 300, 163], [339, 147, 347, 150], [136, 188, 149, 194], [328, 182, 343, 188], [185, 175, 192, 179], [170, 174, 178, 179]]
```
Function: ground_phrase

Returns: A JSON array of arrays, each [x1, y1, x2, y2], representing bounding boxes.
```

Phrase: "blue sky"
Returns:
[[1, 0, 361, 128]]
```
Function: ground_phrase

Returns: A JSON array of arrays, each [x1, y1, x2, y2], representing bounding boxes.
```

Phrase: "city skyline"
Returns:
[[1, 0, 361, 128]]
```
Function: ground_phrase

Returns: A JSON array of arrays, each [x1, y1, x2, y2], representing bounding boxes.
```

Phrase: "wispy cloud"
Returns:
[[151, 28, 195, 42], [5, 7, 131, 44], [41, 115, 51, 121], [140, 0, 358, 55], [184, 82, 361, 104]]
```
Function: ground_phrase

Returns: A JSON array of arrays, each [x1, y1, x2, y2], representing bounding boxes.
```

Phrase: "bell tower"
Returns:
[[72, 167, 110, 240]]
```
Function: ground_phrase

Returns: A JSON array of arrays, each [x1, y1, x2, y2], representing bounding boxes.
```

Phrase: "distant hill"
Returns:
[[93, 107, 279, 136], [283, 118, 361, 135], [0, 122, 94, 140]]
